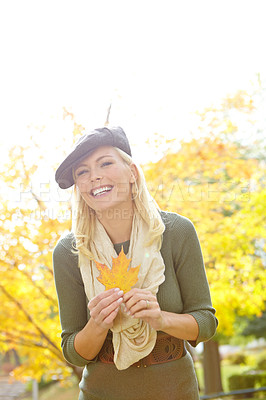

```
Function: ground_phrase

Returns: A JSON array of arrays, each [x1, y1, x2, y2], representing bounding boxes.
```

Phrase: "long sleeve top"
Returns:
[[53, 210, 218, 400]]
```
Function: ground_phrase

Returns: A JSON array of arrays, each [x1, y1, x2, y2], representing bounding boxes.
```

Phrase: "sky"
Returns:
[[0, 0, 266, 165]]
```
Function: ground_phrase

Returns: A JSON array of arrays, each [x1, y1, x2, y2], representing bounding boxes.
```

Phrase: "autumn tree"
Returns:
[[143, 87, 266, 394], [0, 112, 84, 382], [0, 87, 265, 396]]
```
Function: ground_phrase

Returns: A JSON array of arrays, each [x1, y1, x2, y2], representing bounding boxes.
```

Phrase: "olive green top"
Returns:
[[53, 211, 218, 400]]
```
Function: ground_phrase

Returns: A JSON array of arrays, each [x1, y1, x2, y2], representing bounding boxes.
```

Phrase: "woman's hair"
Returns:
[[72, 147, 165, 259]]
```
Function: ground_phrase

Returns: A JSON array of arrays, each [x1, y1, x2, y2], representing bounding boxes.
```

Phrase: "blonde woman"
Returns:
[[53, 126, 218, 400]]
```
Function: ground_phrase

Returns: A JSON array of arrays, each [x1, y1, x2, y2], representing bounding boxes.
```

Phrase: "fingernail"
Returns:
[[114, 288, 120, 292], [118, 290, 124, 296], [117, 298, 123, 304]]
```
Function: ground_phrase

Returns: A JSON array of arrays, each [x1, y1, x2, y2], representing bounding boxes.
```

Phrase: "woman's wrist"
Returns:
[[159, 311, 199, 341], [74, 318, 109, 361], [159, 311, 169, 331], [87, 317, 109, 336]]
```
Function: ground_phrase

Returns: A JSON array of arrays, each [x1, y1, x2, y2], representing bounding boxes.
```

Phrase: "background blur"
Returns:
[[0, 1, 265, 398]]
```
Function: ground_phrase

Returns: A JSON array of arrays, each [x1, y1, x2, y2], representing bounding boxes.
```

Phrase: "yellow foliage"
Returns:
[[144, 109, 266, 337], [0, 140, 72, 382]]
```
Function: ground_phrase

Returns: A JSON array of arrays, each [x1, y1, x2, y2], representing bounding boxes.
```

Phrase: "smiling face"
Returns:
[[74, 146, 136, 215]]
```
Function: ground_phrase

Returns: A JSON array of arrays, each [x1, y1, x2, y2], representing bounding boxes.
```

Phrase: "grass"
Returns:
[[195, 363, 252, 393]]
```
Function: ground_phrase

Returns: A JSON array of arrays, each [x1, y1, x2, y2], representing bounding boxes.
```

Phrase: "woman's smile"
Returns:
[[91, 185, 114, 197]]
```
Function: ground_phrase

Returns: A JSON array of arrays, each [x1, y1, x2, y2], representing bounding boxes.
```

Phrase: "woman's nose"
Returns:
[[90, 168, 102, 183]]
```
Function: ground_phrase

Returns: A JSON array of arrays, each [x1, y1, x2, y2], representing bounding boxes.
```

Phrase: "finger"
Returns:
[[99, 297, 123, 320], [88, 288, 116, 309], [97, 290, 124, 314], [102, 306, 121, 325], [90, 294, 123, 322], [123, 288, 151, 302], [123, 290, 154, 307], [88, 288, 123, 311], [124, 293, 156, 313], [92, 304, 121, 330], [132, 301, 160, 317], [126, 299, 156, 316]]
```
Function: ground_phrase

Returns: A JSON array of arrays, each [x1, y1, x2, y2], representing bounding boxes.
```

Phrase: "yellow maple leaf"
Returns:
[[95, 247, 140, 292]]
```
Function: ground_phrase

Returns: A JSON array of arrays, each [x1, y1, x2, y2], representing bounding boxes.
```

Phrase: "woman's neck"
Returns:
[[96, 206, 134, 244]]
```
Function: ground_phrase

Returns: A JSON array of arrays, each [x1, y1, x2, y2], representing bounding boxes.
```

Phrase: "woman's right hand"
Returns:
[[88, 288, 124, 332]]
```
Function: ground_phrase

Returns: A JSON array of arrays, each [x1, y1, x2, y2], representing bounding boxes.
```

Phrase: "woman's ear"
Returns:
[[129, 164, 138, 183]]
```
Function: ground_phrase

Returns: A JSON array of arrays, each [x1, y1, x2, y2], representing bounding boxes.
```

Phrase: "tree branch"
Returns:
[[104, 103, 112, 126], [0, 284, 62, 357]]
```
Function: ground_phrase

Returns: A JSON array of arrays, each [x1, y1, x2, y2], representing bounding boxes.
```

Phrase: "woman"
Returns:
[[53, 126, 218, 400]]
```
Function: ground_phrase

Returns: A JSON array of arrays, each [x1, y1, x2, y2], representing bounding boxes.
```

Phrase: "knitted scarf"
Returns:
[[79, 211, 165, 370]]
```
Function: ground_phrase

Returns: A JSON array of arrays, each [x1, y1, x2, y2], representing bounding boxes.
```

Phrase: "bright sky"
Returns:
[[0, 0, 266, 165]]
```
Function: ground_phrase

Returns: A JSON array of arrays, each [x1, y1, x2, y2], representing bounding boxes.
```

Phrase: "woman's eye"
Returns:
[[76, 169, 88, 177], [101, 161, 112, 167]]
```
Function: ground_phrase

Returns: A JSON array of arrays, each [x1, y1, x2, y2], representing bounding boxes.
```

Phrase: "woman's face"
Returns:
[[74, 146, 136, 214]]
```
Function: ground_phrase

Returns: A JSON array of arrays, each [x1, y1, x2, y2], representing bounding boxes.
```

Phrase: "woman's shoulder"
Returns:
[[53, 231, 77, 259], [159, 210, 201, 255], [159, 210, 195, 233]]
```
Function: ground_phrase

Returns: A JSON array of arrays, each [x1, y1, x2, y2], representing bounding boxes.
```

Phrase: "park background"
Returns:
[[0, 0, 265, 398]]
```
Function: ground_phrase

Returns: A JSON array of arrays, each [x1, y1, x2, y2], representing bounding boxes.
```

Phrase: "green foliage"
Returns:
[[225, 353, 248, 366], [228, 371, 266, 391], [242, 312, 266, 339], [258, 358, 266, 371], [228, 373, 256, 391]]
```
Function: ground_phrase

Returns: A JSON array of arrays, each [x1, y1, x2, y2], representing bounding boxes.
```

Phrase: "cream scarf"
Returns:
[[79, 211, 165, 370]]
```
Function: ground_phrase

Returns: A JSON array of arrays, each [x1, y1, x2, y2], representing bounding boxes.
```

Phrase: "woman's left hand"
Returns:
[[123, 288, 164, 331]]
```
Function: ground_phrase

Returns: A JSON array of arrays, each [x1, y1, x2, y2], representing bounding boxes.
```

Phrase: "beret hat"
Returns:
[[55, 126, 132, 189]]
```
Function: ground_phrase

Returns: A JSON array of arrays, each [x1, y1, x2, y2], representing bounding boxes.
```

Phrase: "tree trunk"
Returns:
[[12, 349, 21, 366], [203, 340, 223, 395]]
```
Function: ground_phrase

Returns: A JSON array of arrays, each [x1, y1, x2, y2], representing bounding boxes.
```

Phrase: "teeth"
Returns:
[[92, 186, 112, 196]]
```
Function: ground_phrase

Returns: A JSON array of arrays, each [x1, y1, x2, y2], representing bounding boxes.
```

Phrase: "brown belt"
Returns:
[[98, 332, 186, 367]]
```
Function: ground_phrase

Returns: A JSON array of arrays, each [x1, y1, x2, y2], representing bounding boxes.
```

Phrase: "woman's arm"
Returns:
[[53, 236, 90, 366], [172, 216, 218, 345], [123, 288, 199, 341], [74, 289, 124, 360]]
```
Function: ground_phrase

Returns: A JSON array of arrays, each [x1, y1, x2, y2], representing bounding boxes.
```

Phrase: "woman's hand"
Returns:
[[123, 288, 164, 331], [88, 288, 124, 332]]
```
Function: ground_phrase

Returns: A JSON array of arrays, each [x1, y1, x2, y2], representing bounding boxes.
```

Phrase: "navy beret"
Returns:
[[55, 126, 132, 189]]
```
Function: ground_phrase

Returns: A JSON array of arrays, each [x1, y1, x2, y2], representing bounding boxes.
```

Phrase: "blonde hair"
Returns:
[[71, 147, 165, 259]]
